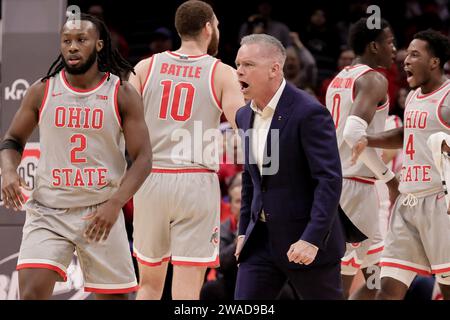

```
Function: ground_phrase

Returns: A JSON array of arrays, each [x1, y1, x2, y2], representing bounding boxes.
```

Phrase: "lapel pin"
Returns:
[[278, 116, 282, 120]]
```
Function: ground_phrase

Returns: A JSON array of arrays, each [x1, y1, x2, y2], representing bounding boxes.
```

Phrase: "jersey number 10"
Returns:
[[159, 80, 195, 121]]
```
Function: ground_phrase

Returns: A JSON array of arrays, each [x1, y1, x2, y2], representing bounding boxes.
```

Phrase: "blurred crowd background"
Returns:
[[60, 0, 450, 300], [62, 0, 450, 120], [1, 0, 449, 300]]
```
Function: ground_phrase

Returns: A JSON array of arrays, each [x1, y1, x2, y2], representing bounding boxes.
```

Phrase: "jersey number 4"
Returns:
[[405, 134, 415, 160], [159, 80, 195, 121]]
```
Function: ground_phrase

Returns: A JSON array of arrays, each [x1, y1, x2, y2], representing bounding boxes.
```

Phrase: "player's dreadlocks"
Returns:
[[42, 13, 134, 83]]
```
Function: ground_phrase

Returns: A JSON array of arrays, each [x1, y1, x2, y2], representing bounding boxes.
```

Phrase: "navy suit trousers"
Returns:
[[235, 221, 344, 300]]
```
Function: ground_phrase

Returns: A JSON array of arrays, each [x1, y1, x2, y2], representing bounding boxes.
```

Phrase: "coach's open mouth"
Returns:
[[239, 81, 249, 92]]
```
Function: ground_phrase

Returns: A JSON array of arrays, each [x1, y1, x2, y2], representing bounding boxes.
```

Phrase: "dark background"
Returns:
[[2, 0, 447, 66], [63, 0, 449, 65]]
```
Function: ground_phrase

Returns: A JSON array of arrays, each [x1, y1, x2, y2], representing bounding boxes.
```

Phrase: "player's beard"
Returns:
[[207, 28, 219, 57], [63, 49, 98, 75]]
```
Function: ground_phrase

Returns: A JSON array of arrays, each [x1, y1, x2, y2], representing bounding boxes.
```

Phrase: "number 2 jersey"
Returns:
[[399, 79, 450, 194], [32, 70, 126, 208], [141, 51, 222, 172], [325, 64, 389, 179]]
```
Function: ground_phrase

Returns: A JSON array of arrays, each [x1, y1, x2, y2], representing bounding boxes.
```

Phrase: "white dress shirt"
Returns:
[[249, 79, 286, 222], [250, 79, 286, 175]]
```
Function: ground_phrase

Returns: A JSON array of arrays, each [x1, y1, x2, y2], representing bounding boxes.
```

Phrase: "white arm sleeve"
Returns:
[[343, 115, 395, 181]]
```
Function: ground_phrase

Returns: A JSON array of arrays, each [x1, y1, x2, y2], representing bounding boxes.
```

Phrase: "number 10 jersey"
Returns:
[[141, 51, 223, 172]]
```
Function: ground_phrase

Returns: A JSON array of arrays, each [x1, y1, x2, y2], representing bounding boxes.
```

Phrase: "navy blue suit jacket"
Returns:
[[236, 83, 345, 268]]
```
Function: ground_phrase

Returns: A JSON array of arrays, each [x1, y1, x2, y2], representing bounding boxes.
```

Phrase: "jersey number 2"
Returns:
[[159, 80, 195, 121], [70, 134, 87, 163]]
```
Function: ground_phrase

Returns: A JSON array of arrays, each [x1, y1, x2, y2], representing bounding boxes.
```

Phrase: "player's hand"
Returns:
[[1, 170, 31, 211], [386, 176, 400, 205], [234, 236, 245, 261], [351, 136, 368, 165], [287, 240, 318, 265], [82, 199, 122, 242]]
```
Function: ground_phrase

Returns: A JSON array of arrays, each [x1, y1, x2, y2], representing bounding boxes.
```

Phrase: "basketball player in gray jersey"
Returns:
[[326, 18, 398, 300], [0, 14, 152, 299], [352, 30, 450, 299], [129, 1, 244, 300]]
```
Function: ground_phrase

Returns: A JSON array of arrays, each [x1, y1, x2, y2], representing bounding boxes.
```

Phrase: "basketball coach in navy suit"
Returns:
[[234, 34, 345, 300]]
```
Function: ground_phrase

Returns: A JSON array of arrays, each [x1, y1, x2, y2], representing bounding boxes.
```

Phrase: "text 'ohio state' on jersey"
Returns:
[[33, 70, 126, 208], [399, 80, 450, 194]]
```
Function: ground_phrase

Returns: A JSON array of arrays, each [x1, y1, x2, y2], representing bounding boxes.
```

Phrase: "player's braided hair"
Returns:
[[42, 13, 134, 83]]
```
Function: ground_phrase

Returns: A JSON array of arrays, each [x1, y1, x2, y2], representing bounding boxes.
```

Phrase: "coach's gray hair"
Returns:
[[240, 34, 286, 66]]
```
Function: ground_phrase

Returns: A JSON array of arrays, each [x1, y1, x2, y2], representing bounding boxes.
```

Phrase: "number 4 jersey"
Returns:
[[141, 51, 222, 172], [325, 64, 389, 179], [33, 70, 126, 208], [399, 80, 450, 194]]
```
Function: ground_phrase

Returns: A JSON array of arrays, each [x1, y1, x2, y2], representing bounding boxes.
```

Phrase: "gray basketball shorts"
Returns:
[[340, 178, 384, 275], [133, 170, 220, 267], [17, 199, 138, 294], [380, 191, 450, 276]]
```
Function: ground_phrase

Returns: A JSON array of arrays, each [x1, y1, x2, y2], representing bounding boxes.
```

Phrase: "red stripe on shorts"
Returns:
[[134, 254, 170, 267], [341, 258, 361, 268], [84, 285, 139, 294], [171, 255, 219, 267], [379, 262, 431, 276], [16, 263, 67, 281]]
